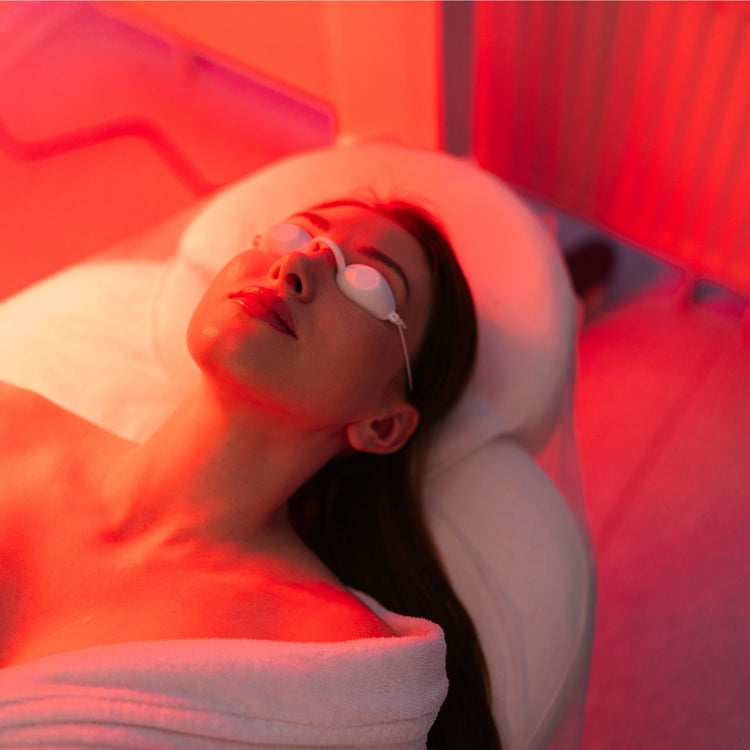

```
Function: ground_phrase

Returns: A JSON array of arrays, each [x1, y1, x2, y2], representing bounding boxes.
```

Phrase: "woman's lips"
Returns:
[[228, 288, 297, 338]]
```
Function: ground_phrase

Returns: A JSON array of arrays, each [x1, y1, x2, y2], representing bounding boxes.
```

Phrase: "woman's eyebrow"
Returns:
[[291, 211, 330, 232], [359, 246, 411, 299]]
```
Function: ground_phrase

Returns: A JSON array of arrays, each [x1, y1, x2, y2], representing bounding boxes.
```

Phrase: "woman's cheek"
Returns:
[[213, 250, 277, 286]]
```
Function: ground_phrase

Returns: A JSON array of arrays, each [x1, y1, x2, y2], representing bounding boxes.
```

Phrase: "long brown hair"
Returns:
[[288, 198, 502, 749]]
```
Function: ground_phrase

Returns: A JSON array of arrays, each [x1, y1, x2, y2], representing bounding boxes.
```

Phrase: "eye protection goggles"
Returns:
[[260, 222, 414, 392]]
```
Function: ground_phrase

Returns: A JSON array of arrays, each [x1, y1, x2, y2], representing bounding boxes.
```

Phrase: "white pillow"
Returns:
[[154, 141, 577, 470], [426, 438, 594, 749]]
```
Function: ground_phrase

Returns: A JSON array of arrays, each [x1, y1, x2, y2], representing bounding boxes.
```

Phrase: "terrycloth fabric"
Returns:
[[0, 593, 447, 749]]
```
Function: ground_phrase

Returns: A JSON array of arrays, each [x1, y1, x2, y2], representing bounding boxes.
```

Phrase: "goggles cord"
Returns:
[[389, 313, 414, 393]]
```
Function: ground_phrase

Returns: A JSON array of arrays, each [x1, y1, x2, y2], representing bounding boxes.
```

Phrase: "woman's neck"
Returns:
[[98, 379, 342, 552]]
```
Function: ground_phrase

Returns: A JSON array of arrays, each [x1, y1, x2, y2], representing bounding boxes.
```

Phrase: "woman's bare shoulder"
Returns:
[[0, 380, 73, 413], [252, 542, 396, 642], [215, 578, 395, 643], [0, 381, 97, 445], [281, 581, 396, 641], [208, 551, 396, 643], [0, 381, 108, 509]]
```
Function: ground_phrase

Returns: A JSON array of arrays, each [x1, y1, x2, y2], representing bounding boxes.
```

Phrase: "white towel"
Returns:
[[0, 593, 447, 749]]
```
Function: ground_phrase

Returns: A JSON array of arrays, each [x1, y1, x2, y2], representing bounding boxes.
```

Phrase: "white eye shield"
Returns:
[[260, 222, 414, 392]]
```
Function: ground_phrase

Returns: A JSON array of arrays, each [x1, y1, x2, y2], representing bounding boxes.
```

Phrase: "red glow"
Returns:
[[473, 0, 750, 299], [99, 0, 442, 149]]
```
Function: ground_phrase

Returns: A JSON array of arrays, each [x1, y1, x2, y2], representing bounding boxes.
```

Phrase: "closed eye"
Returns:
[[357, 247, 410, 300], [286, 214, 410, 300]]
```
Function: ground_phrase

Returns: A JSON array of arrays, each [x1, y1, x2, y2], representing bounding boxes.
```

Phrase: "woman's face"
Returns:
[[187, 205, 433, 436]]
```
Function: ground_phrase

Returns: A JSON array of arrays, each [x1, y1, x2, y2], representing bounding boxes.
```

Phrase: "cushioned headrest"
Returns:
[[155, 141, 577, 466]]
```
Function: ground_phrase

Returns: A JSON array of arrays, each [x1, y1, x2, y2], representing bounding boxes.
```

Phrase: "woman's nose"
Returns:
[[268, 244, 333, 301]]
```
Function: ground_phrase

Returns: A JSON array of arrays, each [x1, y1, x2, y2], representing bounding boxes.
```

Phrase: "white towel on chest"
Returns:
[[0, 593, 447, 749]]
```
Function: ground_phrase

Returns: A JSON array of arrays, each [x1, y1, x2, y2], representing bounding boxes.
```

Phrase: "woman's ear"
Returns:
[[345, 404, 419, 455]]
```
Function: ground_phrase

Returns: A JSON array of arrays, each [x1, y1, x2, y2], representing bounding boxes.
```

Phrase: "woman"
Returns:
[[0, 199, 501, 748]]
